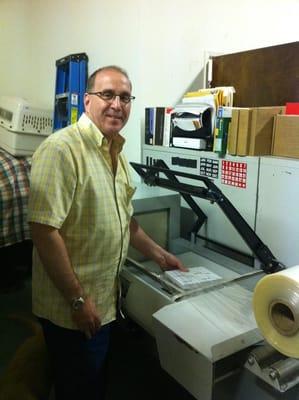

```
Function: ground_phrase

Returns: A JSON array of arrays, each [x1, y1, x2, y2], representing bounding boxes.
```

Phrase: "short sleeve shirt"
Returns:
[[28, 113, 135, 329]]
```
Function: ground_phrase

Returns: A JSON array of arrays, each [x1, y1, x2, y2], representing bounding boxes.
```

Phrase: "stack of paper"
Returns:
[[164, 267, 222, 290], [182, 87, 235, 136]]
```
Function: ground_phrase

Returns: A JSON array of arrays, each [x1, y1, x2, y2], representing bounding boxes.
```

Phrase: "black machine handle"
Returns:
[[130, 160, 285, 274]]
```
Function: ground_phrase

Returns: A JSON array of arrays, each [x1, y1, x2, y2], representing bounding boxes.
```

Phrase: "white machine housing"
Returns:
[[122, 170, 299, 400], [0, 96, 53, 156]]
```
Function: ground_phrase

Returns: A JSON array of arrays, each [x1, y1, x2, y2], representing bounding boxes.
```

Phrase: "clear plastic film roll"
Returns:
[[253, 265, 299, 358]]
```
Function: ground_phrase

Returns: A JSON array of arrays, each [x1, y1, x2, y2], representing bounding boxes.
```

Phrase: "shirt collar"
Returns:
[[77, 113, 125, 153]]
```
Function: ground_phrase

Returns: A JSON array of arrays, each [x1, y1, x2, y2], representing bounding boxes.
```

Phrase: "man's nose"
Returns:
[[110, 95, 121, 108]]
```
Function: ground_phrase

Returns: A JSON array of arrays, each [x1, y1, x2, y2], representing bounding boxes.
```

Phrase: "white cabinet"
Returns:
[[256, 157, 299, 267]]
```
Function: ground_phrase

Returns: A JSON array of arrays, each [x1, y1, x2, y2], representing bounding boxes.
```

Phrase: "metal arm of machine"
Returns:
[[130, 161, 285, 274], [153, 160, 207, 235]]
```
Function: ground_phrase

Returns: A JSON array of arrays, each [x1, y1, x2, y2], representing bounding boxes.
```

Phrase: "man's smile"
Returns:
[[105, 114, 123, 121]]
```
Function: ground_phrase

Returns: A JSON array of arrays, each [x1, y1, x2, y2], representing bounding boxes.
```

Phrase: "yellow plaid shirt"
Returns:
[[28, 113, 135, 329]]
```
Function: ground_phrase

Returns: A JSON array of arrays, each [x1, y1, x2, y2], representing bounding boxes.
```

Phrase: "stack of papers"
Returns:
[[164, 267, 222, 290]]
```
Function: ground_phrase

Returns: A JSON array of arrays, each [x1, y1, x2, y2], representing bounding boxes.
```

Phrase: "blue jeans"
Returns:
[[38, 317, 111, 400]]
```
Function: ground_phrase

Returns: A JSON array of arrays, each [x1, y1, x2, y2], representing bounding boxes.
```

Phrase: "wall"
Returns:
[[0, 0, 298, 163]]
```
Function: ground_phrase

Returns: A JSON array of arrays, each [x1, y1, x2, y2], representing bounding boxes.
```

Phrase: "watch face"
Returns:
[[72, 297, 85, 310]]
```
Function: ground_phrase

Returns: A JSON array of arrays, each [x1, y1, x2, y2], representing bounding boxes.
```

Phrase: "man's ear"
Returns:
[[84, 93, 90, 112]]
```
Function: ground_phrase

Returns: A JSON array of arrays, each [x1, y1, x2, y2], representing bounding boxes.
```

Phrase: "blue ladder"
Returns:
[[53, 52, 88, 131]]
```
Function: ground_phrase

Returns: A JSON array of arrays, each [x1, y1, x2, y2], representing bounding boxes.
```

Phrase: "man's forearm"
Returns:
[[30, 222, 83, 303], [129, 218, 187, 272], [129, 217, 163, 261]]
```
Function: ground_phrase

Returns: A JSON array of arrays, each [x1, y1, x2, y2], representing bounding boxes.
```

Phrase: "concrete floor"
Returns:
[[0, 277, 194, 400], [0, 279, 33, 376]]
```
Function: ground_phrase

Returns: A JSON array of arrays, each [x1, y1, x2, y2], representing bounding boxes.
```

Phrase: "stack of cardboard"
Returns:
[[272, 114, 299, 158], [227, 106, 285, 156]]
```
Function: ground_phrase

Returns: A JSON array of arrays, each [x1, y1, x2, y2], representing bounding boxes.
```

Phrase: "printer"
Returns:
[[121, 161, 299, 400], [0, 96, 53, 156], [170, 103, 214, 151]]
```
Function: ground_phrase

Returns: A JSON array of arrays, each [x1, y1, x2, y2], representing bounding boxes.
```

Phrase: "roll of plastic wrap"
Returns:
[[253, 265, 299, 358]]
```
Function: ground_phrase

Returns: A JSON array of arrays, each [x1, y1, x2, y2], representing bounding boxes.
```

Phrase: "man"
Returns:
[[28, 65, 186, 400]]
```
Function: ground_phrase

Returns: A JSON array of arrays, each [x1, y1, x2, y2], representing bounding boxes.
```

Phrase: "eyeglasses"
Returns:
[[87, 91, 136, 104]]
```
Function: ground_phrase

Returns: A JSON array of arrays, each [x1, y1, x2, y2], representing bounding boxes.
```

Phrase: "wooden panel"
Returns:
[[211, 42, 299, 107]]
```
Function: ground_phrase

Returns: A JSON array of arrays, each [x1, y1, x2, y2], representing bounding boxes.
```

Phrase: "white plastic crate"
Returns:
[[0, 96, 53, 156]]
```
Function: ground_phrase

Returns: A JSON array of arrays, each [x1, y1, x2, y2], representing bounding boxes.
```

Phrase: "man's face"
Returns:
[[84, 69, 132, 137]]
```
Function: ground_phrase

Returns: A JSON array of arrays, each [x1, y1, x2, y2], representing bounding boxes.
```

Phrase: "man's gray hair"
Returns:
[[86, 65, 132, 92]]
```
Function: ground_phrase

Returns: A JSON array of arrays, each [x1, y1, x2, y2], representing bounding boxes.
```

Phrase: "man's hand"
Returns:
[[71, 297, 101, 339], [154, 249, 188, 272], [129, 217, 188, 272]]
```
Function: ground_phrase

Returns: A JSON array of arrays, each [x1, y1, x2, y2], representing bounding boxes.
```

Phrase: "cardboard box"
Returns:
[[237, 108, 252, 156], [227, 106, 284, 156], [248, 106, 285, 156], [272, 115, 299, 158], [227, 108, 240, 155]]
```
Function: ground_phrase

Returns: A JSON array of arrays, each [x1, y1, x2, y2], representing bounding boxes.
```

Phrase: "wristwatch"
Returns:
[[71, 296, 85, 311]]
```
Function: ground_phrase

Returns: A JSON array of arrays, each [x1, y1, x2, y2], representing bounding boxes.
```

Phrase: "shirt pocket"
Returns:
[[121, 182, 136, 222], [125, 183, 136, 206]]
